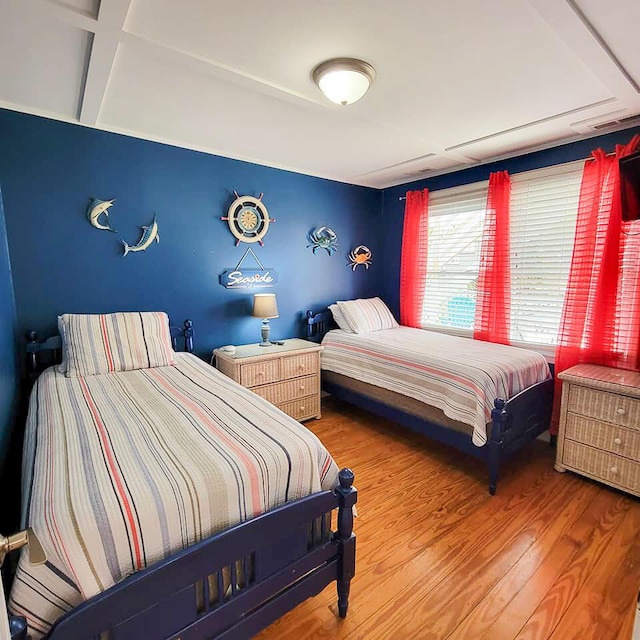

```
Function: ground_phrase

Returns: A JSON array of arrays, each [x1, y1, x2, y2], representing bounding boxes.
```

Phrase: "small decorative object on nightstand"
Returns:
[[555, 364, 640, 497], [253, 293, 279, 346], [214, 339, 323, 421]]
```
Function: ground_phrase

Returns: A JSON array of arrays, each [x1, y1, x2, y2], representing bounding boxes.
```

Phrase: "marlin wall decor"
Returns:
[[122, 214, 160, 257], [219, 247, 278, 289], [87, 198, 117, 232]]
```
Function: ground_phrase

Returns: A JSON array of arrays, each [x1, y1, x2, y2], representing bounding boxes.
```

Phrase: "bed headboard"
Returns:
[[305, 309, 334, 343], [25, 318, 194, 377]]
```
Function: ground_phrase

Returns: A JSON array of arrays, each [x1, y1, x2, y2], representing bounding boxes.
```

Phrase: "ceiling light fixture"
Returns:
[[312, 58, 376, 106]]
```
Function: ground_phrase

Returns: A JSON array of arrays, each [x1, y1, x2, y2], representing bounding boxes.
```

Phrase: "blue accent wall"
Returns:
[[0, 109, 383, 358], [0, 183, 17, 473], [381, 126, 640, 317]]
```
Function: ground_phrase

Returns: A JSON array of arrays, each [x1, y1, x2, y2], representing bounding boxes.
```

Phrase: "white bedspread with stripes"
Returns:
[[9, 353, 338, 638], [321, 327, 551, 446]]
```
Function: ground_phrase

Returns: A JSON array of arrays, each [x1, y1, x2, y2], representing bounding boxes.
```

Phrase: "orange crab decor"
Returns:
[[347, 245, 372, 271]]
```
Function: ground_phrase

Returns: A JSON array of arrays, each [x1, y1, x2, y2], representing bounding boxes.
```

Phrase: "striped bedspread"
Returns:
[[9, 353, 338, 638], [321, 327, 551, 446]]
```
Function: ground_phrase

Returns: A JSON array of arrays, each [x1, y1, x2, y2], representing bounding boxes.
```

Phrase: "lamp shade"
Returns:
[[312, 58, 376, 106], [252, 293, 279, 319]]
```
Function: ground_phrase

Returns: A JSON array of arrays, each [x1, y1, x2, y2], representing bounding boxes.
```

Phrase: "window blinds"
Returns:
[[421, 184, 487, 332], [509, 161, 583, 347], [419, 160, 585, 349]]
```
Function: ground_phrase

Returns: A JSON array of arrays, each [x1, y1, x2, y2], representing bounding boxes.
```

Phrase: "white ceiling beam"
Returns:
[[528, 0, 640, 109], [79, 0, 133, 125], [4, 0, 98, 32]]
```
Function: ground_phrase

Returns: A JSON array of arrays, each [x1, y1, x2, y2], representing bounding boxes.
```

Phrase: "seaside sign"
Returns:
[[219, 247, 278, 289]]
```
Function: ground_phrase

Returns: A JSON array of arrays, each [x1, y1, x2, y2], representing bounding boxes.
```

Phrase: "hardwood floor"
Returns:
[[257, 397, 640, 640]]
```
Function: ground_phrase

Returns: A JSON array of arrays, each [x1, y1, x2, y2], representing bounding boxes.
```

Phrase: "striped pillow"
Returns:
[[60, 312, 175, 377], [336, 298, 399, 333]]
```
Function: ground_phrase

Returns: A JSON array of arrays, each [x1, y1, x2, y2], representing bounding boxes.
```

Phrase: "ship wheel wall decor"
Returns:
[[221, 192, 276, 246]]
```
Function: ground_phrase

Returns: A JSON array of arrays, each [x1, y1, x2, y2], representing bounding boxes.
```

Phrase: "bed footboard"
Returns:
[[42, 469, 356, 640], [488, 378, 554, 494]]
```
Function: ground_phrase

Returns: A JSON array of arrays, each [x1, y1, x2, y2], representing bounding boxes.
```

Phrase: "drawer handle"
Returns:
[[610, 466, 619, 475], [617, 408, 626, 415], [299, 385, 306, 391], [300, 406, 305, 412], [298, 364, 305, 370], [614, 437, 623, 445], [257, 371, 265, 377]]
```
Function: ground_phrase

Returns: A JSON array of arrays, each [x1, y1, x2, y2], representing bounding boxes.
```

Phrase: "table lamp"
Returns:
[[253, 293, 279, 346]]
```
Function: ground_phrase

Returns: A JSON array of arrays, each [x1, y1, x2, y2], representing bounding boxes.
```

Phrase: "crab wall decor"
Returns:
[[307, 226, 339, 255], [348, 245, 372, 271], [221, 191, 275, 246]]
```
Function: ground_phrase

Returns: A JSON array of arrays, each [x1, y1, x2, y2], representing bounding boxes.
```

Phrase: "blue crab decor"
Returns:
[[307, 226, 339, 255]]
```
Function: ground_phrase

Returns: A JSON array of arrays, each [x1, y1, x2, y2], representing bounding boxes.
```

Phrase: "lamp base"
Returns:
[[259, 319, 271, 347]]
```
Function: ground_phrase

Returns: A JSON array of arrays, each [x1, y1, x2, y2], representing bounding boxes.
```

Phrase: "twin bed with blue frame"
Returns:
[[305, 309, 554, 496], [8, 319, 356, 640]]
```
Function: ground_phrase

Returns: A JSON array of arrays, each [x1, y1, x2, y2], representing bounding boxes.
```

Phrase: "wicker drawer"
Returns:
[[567, 385, 640, 429], [561, 441, 640, 496], [565, 414, 640, 461], [278, 394, 321, 421], [240, 360, 280, 387], [252, 375, 320, 405], [281, 353, 318, 380]]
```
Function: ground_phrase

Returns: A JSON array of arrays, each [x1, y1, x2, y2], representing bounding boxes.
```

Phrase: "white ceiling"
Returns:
[[1, 0, 639, 188]]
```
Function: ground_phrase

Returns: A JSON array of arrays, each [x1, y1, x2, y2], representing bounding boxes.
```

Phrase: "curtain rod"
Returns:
[[396, 151, 620, 200]]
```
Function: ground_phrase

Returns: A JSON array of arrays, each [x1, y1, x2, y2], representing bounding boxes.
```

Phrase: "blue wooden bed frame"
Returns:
[[9, 319, 357, 640], [305, 309, 553, 496]]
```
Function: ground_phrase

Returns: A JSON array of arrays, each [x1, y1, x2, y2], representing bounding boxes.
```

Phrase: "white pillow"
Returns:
[[336, 298, 399, 334], [328, 304, 354, 332]]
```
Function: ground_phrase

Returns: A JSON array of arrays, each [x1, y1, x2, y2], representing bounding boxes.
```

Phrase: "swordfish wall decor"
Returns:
[[87, 198, 117, 232], [85, 197, 160, 256], [122, 214, 160, 257]]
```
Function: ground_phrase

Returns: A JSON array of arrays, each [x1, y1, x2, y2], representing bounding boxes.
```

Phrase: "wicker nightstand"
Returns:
[[555, 364, 640, 496], [213, 339, 323, 421]]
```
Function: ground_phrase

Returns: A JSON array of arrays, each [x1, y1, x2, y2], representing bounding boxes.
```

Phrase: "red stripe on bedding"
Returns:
[[99, 315, 115, 373], [79, 377, 143, 569]]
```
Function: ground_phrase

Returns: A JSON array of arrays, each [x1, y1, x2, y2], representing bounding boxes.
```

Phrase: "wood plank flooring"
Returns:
[[257, 397, 640, 640]]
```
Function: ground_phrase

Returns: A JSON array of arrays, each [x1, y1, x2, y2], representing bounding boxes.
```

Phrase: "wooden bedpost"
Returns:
[[26, 331, 39, 375], [488, 398, 507, 495], [9, 616, 28, 640], [305, 310, 317, 342], [335, 468, 356, 618], [183, 319, 194, 353]]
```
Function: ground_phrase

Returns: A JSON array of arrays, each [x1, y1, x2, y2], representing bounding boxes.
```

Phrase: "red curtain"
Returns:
[[617, 219, 640, 370], [474, 171, 511, 345], [552, 134, 640, 432], [400, 189, 429, 327]]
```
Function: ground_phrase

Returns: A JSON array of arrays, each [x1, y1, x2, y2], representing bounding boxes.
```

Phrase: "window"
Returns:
[[509, 162, 582, 347], [420, 161, 584, 351], [422, 184, 487, 331]]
